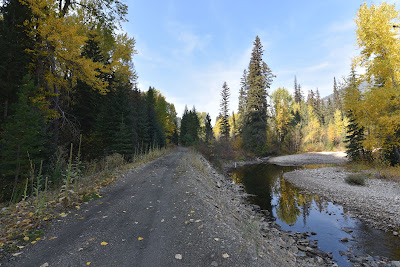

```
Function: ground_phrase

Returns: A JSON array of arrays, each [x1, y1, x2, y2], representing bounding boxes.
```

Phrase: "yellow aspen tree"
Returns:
[[354, 2, 400, 159]]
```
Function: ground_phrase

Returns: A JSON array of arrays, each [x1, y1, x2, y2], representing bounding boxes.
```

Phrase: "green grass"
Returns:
[[345, 173, 367, 186]]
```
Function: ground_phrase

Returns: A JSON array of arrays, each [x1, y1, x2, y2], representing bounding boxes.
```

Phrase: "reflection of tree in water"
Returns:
[[314, 195, 329, 213], [298, 192, 313, 225], [275, 176, 301, 225]]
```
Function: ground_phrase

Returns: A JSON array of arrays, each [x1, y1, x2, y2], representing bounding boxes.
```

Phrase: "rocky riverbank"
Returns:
[[185, 151, 338, 266]]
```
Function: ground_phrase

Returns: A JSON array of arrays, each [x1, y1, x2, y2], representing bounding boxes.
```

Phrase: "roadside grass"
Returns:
[[0, 146, 174, 257]]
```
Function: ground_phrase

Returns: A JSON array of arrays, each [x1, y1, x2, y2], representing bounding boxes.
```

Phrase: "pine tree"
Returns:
[[333, 77, 342, 112], [345, 111, 366, 161], [294, 76, 302, 104], [242, 36, 274, 155], [237, 69, 248, 133], [204, 113, 214, 143], [219, 82, 230, 140], [0, 76, 49, 199]]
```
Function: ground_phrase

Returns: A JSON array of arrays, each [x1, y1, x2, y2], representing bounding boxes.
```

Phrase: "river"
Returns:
[[230, 163, 400, 266]]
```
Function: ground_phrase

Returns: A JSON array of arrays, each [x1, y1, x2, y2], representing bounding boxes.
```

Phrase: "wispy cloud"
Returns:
[[166, 21, 212, 56]]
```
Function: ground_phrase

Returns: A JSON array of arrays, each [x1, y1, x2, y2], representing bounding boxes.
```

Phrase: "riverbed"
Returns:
[[230, 161, 400, 266]]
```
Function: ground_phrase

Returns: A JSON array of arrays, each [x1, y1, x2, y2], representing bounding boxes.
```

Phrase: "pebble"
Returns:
[[393, 231, 399, 236], [210, 261, 218, 266]]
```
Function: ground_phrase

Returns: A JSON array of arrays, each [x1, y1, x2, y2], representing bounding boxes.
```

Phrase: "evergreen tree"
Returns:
[[237, 69, 248, 132], [0, 76, 49, 199], [345, 111, 366, 161], [179, 106, 200, 146], [219, 82, 230, 140], [294, 76, 302, 104], [0, 0, 33, 125], [242, 36, 274, 155], [204, 113, 214, 143], [333, 77, 341, 111]]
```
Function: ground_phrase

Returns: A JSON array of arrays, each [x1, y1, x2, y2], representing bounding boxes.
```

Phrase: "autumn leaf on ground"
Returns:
[[86, 262, 91, 265], [88, 238, 95, 242], [59, 213, 67, 218], [100, 242, 108, 246], [12, 252, 23, 256], [190, 210, 195, 213], [175, 254, 182, 260], [214, 238, 220, 241], [222, 253, 230, 258], [122, 211, 126, 213], [138, 237, 143, 241], [31, 241, 37, 244], [23, 236, 29, 241]]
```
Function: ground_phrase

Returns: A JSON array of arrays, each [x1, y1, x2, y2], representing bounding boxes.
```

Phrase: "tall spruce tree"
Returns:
[[219, 82, 230, 140], [294, 76, 302, 103], [238, 69, 248, 132], [204, 113, 214, 143], [242, 36, 274, 155]]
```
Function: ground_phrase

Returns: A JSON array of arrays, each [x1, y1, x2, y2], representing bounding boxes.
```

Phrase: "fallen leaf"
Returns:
[[86, 262, 91, 265], [161, 219, 165, 222], [23, 236, 29, 241], [214, 238, 220, 241], [175, 254, 182, 260], [138, 237, 143, 241], [12, 252, 23, 256], [198, 224, 204, 230], [134, 221, 139, 224], [0, 243, 4, 247], [75, 205, 80, 210], [31, 241, 37, 244], [102, 216, 108, 218], [36, 237, 41, 241], [77, 217, 85, 220], [190, 210, 195, 213], [78, 248, 83, 251], [49, 236, 57, 240], [122, 211, 126, 213], [101, 242, 108, 246], [222, 253, 230, 258], [40, 263, 49, 267], [195, 220, 201, 223], [59, 213, 67, 218]]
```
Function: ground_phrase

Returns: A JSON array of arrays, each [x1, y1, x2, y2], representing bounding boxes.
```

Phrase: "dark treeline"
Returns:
[[0, 0, 178, 202]]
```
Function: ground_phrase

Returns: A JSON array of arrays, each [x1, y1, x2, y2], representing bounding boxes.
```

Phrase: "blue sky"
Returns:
[[122, 0, 396, 123]]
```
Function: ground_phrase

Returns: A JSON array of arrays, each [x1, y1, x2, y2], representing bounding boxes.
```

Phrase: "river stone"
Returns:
[[393, 231, 399, 236]]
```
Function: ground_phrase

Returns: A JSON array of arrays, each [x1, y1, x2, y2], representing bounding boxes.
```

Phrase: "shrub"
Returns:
[[345, 173, 366, 186]]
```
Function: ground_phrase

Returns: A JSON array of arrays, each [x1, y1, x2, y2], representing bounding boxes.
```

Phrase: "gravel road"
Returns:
[[3, 148, 293, 267]]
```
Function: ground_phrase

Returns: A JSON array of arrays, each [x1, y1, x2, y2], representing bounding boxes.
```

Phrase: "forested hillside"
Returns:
[[0, 0, 178, 203]]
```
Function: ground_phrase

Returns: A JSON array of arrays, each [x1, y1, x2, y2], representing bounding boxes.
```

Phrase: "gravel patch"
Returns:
[[268, 152, 348, 166], [284, 167, 400, 232]]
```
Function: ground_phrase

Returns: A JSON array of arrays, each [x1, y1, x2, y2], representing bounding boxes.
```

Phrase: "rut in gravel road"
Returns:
[[5, 148, 264, 267]]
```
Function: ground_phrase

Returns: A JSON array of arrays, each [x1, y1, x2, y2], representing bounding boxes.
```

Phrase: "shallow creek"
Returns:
[[230, 163, 400, 266]]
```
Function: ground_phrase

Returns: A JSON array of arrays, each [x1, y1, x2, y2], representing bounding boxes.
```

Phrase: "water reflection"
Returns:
[[230, 163, 400, 265]]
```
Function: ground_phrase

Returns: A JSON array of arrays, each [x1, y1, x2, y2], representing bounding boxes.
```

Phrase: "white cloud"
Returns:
[[166, 21, 212, 56]]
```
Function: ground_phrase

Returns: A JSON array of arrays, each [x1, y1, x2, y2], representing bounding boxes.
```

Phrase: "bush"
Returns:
[[345, 173, 366, 186]]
